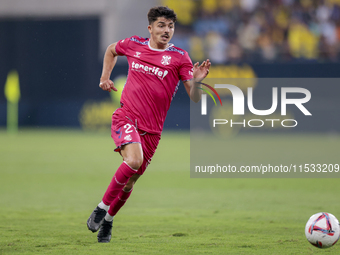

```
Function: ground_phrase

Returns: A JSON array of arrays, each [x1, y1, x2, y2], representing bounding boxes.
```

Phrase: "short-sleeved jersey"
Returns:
[[115, 35, 193, 134]]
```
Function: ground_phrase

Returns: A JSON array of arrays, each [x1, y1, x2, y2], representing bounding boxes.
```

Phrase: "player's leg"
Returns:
[[97, 173, 141, 242], [96, 134, 160, 242], [106, 173, 141, 218], [87, 143, 142, 234], [102, 133, 161, 220], [102, 143, 143, 205], [96, 143, 143, 243], [87, 111, 142, 235]]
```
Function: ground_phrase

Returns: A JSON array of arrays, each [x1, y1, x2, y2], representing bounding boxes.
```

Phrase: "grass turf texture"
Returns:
[[0, 129, 339, 254]]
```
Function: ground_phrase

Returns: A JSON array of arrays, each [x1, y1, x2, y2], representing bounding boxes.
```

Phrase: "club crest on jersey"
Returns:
[[161, 55, 171, 65], [134, 52, 141, 58]]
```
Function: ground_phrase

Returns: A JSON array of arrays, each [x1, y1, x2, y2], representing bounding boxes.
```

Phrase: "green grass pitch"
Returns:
[[0, 129, 339, 254]]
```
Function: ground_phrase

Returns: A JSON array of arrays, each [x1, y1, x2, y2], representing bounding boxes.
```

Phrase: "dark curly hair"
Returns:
[[147, 6, 177, 25]]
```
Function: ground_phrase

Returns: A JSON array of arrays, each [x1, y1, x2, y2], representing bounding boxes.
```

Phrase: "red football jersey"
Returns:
[[115, 35, 193, 134]]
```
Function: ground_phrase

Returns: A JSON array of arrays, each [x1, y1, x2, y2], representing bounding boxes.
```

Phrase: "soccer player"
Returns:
[[87, 6, 211, 243]]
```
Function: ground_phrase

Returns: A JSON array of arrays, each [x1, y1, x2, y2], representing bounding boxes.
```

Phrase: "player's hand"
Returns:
[[193, 59, 211, 83], [99, 79, 117, 92]]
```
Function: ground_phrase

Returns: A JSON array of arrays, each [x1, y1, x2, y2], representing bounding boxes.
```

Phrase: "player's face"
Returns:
[[148, 17, 175, 49]]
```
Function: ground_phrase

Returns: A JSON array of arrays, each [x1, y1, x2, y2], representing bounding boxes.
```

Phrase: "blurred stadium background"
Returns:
[[1, 0, 340, 131], [1, 1, 340, 253]]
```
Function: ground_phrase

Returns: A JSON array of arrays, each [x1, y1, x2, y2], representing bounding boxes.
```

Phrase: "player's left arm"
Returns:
[[183, 59, 211, 103]]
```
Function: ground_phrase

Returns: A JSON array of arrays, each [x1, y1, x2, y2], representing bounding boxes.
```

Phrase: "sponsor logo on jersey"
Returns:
[[161, 55, 171, 65], [124, 135, 132, 141], [189, 67, 194, 76], [134, 52, 141, 58], [132, 61, 169, 79]]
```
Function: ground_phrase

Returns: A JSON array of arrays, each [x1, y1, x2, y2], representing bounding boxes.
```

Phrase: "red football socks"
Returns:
[[108, 188, 133, 216], [102, 161, 137, 205]]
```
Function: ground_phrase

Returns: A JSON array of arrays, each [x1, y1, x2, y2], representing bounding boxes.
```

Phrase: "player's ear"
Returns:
[[147, 24, 152, 33]]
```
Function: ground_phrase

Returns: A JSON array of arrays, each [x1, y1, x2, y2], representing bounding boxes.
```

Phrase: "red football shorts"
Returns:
[[111, 108, 161, 175]]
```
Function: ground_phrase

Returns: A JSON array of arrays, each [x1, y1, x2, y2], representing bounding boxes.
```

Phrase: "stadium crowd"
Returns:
[[163, 0, 340, 63]]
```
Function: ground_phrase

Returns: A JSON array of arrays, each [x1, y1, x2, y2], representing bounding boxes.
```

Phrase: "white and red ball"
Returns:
[[305, 212, 340, 248]]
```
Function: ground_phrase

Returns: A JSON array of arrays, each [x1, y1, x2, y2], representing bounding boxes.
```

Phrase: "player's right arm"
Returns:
[[99, 42, 119, 92]]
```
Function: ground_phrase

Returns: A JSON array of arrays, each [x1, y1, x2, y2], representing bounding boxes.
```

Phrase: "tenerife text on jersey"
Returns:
[[131, 61, 168, 79]]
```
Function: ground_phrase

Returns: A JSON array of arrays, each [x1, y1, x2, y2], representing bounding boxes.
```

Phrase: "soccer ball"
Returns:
[[305, 212, 340, 248]]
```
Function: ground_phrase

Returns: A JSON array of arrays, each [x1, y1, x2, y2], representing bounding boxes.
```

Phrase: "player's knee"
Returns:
[[125, 157, 143, 170]]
